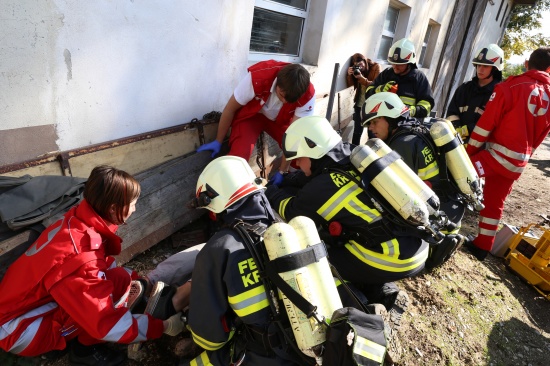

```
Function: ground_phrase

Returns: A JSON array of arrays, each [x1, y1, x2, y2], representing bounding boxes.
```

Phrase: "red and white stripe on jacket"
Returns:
[[466, 69, 550, 180]]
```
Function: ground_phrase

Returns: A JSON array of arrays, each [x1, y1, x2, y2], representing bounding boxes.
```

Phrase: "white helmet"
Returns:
[[362, 92, 409, 126], [282, 116, 341, 160], [472, 44, 504, 71], [195, 156, 263, 213], [387, 38, 416, 65]]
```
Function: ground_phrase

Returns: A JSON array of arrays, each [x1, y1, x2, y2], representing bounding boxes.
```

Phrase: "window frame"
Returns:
[[248, 0, 309, 63], [376, 5, 400, 62]]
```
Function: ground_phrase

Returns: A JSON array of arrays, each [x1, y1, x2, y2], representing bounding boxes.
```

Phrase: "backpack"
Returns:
[[232, 221, 387, 366]]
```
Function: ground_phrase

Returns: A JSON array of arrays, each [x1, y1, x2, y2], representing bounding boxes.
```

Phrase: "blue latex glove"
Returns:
[[268, 171, 285, 187], [197, 140, 222, 158]]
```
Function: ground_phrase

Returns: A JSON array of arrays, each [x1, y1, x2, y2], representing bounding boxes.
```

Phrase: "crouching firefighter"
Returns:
[[363, 92, 483, 269], [182, 156, 319, 366], [264, 116, 429, 328]]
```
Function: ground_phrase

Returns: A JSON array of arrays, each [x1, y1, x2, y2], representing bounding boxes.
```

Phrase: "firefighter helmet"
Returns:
[[195, 156, 263, 213], [387, 38, 417, 65], [362, 92, 410, 126], [472, 44, 504, 71], [282, 116, 341, 160]]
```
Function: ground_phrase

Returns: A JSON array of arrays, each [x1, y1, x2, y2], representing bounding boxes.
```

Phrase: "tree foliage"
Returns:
[[501, 0, 550, 62], [502, 62, 525, 79]]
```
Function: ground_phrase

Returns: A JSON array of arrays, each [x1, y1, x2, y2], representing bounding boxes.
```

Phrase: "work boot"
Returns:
[[145, 281, 177, 320], [425, 234, 465, 271], [69, 340, 126, 366], [367, 303, 403, 364], [127, 279, 146, 312], [463, 238, 489, 261]]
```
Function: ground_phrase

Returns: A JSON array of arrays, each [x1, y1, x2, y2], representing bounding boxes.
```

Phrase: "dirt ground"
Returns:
[[5, 136, 550, 366]]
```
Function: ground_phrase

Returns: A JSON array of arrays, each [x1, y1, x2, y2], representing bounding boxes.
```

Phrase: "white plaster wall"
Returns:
[[0, 0, 504, 158], [1, 0, 254, 151], [461, 0, 511, 83]]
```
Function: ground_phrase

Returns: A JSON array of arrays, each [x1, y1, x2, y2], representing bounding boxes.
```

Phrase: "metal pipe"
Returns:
[[325, 63, 340, 121]]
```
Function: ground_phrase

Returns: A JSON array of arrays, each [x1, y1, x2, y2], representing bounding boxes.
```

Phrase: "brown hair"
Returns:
[[350, 53, 367, 67], [84, 165, 141, 224], [528, 47, 550, 71], [276, 64, 310, 103]]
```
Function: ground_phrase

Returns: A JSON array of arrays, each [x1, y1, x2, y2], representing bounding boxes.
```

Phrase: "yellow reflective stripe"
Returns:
[[446, 114, 460, 122], [486, 142, 530, 162], [190, 351, 214, 366], [379, 238, 400, 258], [191, 329, 228, 351], [417, 161, 439, 180], [354, 335, 386, 363], [346, 240, 428, 272], [367, 85, 376, 94], [317, 181, 380, 222], [417, 100, 432, 114], [278, 197, 292, 221], [228, 285, 269, 317], [400, 96, 416, 106], [441, 226, 461, 235], [472, 125, 490, 137]]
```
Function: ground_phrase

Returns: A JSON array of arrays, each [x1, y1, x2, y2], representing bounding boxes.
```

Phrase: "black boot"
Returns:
[[463, 238, 489, 261], [69, 340, 126, 366]]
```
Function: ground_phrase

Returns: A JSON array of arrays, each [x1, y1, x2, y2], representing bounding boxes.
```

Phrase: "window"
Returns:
[[249, 0, 308, 62], [418, 21, 440, 69], [418, 25, 432, 67], [376, 6, 400, 61]]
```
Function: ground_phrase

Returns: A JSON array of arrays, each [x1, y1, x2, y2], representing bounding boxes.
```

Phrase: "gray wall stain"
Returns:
[[63, 49, 72, 81]]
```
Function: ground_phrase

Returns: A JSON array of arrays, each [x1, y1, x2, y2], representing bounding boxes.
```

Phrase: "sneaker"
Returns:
[[127, 279, 146, 311], [69, 342, 126, 366], [144, 281, 177, 320], [463, 238, 489, 261]]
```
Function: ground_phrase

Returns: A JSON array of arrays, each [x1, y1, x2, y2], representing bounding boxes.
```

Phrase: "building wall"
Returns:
[[1, 0, 510, 168]]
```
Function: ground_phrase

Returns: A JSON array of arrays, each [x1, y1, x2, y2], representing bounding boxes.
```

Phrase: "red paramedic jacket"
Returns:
[[232, 60, 315, 138], [467, 69, 550, 180], [0, 199, 163, 355]]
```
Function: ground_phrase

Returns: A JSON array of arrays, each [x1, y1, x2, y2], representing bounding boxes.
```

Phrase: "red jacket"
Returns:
[[233, 60, 315, 136], [467, 70, 550, 180], [0, 200, 163, 354]]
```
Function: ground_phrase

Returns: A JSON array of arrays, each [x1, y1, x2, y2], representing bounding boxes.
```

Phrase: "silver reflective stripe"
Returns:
[[354, 335, 386, 363], [130, 314, 149, 342], [102, 310, 134, 342], [0, 302, 58, 341], [468, 137, 484, 148], [381, 239, 398, 257], [480, 216, 500, 226], [317, 183, 360, 219], [9, 317, 43, 354], [488, 150, 525, 173], [472, 126, 490, 137], [487, 142, 530, 162], [480, 227, 498, 237]]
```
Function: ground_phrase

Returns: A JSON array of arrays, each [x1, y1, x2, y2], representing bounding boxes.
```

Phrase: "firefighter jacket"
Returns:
[[186, 192, 307, 366], [265, 143, 428, 282], [233, 60, 316, 135], [0, 199, 164, 356], [366, 65, 434, 118], [467, 69, 550, 180], [446, 77, 500, 135]]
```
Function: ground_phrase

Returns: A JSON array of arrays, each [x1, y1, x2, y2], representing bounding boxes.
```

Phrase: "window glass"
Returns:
[[384, 6, 399, 33], [378, 6, 400, 61], [270, 0, 307, 10], [418, 25, 432, 66], [250, 8, 304, 56], [377, 35, 394, 60]]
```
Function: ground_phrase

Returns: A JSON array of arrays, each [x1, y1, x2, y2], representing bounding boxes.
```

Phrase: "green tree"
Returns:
[[501, 0, 550, 59], [502, 63, 525, 79]]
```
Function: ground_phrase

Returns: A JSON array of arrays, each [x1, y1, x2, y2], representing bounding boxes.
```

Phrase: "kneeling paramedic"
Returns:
[[264, 116, 424, 313], [181, 156, 314, 366], [364, 92, 466, 270]]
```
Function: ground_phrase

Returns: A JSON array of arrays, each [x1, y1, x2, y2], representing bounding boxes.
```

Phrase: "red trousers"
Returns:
[[228, 114, 288, 160], [470, 150, 516, 251]]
